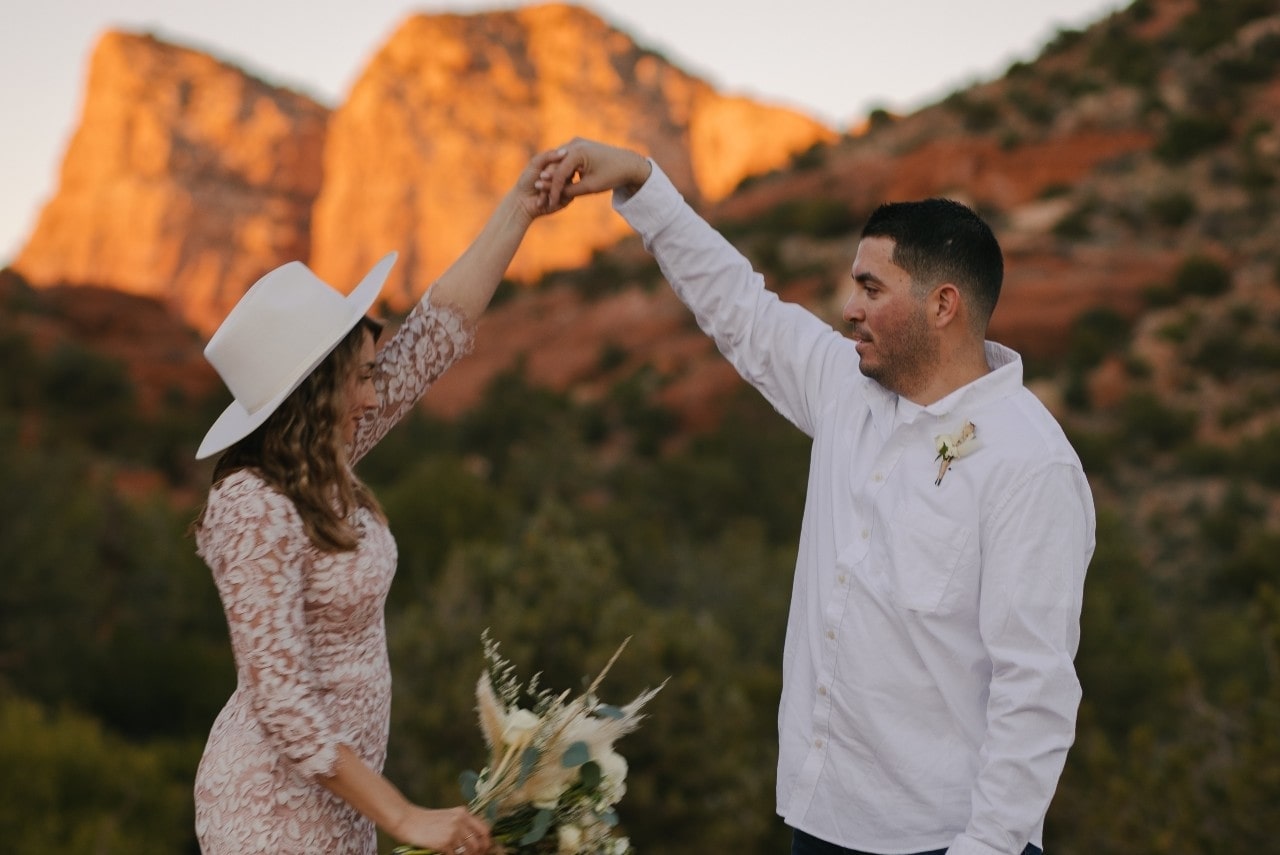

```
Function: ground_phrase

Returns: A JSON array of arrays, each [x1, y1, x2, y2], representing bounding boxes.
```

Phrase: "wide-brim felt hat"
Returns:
[[195, 251, 397, 460]]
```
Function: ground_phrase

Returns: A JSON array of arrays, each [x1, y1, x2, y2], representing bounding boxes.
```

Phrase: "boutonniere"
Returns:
[[934, 421, 979, 486]]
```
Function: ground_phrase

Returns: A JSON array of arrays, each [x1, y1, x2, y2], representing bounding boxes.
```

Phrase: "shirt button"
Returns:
[[861, 529, 870, 539], [818, 686, 828, 696], [873, 473, 884, 482], [826, 629, 836, 640], [838, 574, 847, 584], [815, 738, 824, 748]]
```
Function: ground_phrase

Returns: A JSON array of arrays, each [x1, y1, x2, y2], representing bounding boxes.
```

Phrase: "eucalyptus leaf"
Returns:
[[595, 703, 625, 719], [561, 740, 590, 767], [459, 769, 479, 802], [517, 745, 540, 786], [600, 808, 619, 827], [519, 808, 553, 845], [579, 759, 602, 791]]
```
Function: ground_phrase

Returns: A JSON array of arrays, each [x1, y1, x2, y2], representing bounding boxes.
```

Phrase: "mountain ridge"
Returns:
[[12, 3, 833, 334]]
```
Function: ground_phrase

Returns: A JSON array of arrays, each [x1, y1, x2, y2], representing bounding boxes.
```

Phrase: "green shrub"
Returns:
[[1007, 87, 1056, 126], [1068, 307, 1133, 371], [1173, 0, 1277, 54], [597, 342, 630, 373], [1197, 483, 1259, 550], [1119, 392, 1198, 451], [1146, 190, 1197, 227], [1173, 255, 1232, 297], [1142, 283, 1180, 307], [1236, 427, 1280, 488], [1155, 114, 1232, 163], [1090, 22, 1162, 87], [0, 695, 196, 852], [1005, 60, 1035, 79], [1053, 203, 1095, 239], [1042, 27, 1085, 58], [1156, 315, 1192, 343], [866, 107, 896, 131], [1190, 329, 1248, 380], [1178, 442, 1234, 476], [1238, 158, 1277, 193], [750, 198, 862, 239], [789, 142, 827, 171], [943, 92, 1002, 132]]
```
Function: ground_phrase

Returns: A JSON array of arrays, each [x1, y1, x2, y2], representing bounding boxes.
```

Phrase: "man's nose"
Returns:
[[842, 293, 863, 323]]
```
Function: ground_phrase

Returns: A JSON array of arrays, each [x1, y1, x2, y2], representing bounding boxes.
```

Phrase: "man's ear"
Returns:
[[931, 283, 962, 328]]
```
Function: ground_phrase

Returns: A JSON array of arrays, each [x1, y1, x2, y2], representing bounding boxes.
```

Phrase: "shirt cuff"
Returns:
[[948, 834, 1017, 855], [611, 159, 684, 241]]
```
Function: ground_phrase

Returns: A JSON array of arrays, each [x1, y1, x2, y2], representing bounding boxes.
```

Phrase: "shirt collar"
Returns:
[[865, 341, 1024, 430]]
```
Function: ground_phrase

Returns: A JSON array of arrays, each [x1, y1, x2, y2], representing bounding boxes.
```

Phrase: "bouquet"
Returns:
[[394, 632, 665, 855]]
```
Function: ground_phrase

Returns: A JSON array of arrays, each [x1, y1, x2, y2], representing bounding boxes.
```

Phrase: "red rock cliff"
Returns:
[[15, 6, 833, 330], [310, 3, 834, 308], [14, 32, 328, 335]]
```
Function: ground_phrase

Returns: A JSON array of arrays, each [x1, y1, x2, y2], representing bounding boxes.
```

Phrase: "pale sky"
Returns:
[[1, 0, 1127, 263]]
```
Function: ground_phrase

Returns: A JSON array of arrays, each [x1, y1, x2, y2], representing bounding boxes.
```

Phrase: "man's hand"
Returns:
[[535, 138, 653, 210]]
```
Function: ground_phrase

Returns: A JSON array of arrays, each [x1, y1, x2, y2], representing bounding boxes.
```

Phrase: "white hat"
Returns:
[[196, 252, 397, 460]]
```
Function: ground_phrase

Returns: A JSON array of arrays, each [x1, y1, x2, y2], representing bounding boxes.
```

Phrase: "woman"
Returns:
[[191, 149, 568, 854]]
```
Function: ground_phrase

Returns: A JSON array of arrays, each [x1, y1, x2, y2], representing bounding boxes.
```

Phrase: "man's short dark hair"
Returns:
[[861, 198, 1003, 327]]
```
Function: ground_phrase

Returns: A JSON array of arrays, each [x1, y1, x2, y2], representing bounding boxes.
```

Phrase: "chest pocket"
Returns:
[[879, 508, 974, 614]]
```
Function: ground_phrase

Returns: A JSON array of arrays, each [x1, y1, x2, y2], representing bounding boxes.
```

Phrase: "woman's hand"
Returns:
[[535, 137, 653, 210], [512, 147, 573, 221], [392, 804, 492, 855]]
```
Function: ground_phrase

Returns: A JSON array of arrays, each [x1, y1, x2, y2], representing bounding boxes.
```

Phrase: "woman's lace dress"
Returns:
[[193, 300, 472, 854]]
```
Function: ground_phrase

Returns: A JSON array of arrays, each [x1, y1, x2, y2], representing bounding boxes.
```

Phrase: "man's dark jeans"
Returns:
[[792, 828, 1044, 855]]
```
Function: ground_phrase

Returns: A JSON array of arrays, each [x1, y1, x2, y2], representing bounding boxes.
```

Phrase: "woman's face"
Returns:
[[340, 328, 379, 446]]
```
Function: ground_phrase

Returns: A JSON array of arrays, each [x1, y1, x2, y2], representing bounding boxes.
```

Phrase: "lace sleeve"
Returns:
[[349, 297, 475, 463], [198, 472, 343, 779]]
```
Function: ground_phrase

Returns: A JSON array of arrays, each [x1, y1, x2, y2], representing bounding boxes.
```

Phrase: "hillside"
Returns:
[[10, 1, 1279, 442]]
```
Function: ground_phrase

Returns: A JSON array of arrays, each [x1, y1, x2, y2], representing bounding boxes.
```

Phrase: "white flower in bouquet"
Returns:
[[595, 750, 627, 805], [502, 708, 541, 748], [557, 823, 584, 853]]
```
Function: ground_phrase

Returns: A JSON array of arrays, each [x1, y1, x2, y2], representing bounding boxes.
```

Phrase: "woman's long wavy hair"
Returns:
[[195, 317, 387, 552]]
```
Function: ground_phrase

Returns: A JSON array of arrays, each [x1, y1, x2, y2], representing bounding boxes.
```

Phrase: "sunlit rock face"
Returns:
[[309, 3, 833, 309], [17, 8, 831, 332], [14, 31, 328, 334]]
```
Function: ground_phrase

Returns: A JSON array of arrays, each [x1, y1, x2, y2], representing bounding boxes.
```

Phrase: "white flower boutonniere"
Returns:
[[934, 421, 979, 486]]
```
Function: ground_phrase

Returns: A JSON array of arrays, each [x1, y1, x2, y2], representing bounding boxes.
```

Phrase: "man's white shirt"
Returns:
[[614, 164, 1095, 855]]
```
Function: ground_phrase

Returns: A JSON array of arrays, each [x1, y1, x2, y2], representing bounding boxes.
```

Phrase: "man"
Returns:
[[537, 139, 1095, 855]]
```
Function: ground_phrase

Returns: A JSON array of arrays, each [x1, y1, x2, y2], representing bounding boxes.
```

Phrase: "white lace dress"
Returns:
[[193, 300, 473, 854]]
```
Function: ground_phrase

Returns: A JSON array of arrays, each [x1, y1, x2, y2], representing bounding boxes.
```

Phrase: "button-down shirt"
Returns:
[[614, 164, 1095, 855]]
